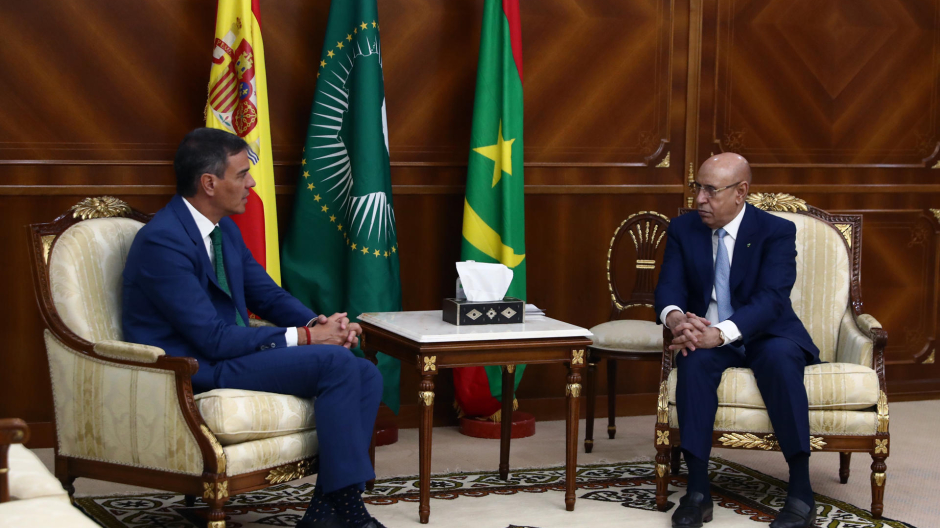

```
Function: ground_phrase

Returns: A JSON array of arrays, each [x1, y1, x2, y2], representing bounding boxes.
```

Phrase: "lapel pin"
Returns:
[[747, 243, 751, 248]]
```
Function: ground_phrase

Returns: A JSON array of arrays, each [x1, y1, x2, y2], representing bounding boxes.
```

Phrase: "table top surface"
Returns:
[[359, 310, 594, 343]]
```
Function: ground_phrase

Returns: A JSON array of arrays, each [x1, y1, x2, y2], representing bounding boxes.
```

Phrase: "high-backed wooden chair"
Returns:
[[584, 211, 670, 453], [28, 197, 325, 528], [653, 194, 890, 518]]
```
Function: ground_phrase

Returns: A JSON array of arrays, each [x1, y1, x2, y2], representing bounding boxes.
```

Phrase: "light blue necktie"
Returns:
[[715, 228, 733, 322]]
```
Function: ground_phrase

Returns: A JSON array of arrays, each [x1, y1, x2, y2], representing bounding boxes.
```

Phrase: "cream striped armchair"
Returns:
[[653, 194, 890, 519]]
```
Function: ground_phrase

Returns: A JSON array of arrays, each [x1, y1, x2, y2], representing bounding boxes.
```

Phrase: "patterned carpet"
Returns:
[[75, 458, 916, 527]]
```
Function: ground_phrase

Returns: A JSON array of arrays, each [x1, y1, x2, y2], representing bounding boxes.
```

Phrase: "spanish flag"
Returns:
[[205, 0, 281, 284]]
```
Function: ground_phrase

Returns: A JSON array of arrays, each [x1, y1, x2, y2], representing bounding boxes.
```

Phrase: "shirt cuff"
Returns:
[[306, 317, 317, 327], [284, 327, 298, 347], [713, 320, 742, 346], [660, 305, 683, 326]]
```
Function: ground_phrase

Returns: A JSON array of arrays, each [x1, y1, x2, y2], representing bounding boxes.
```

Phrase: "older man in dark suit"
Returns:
[[655, 153, 819, 528]]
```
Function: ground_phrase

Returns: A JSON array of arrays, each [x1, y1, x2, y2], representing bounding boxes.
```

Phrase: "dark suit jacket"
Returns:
[[122, 194, 316, 391], [654, 203, 820, 362]]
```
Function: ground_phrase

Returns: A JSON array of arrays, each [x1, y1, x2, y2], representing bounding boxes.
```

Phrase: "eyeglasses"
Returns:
[[688, 180, 744, 199]]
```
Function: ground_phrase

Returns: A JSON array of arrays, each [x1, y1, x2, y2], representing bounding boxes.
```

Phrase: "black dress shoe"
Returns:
[[770, 497, 816, 528], [672, 491, 714, 528]]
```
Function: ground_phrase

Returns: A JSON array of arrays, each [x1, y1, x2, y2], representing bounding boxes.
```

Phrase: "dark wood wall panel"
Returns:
[[703, 0, 940, 167], [2, 0, 939, 446]]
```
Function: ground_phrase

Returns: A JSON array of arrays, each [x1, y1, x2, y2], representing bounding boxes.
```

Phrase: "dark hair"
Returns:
[[174, 128, 249, 197]]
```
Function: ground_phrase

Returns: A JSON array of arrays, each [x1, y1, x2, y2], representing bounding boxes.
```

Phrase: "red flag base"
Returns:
[[375, 418, 399, 446], [458, 411, 535, 439]]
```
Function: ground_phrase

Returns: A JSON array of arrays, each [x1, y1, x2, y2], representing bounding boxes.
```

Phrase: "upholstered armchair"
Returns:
[[653, 194, 890, 518], [0, 418, 99, 527], [28, 197, 323, 528], [584, 211, 670, 453]]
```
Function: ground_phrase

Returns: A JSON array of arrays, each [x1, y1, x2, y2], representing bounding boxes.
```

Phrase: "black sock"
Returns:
[[325, 484, 372, 526], [682, 449, 711, 497], [786, 453, 814, 504], [301, 482, 340, 524]]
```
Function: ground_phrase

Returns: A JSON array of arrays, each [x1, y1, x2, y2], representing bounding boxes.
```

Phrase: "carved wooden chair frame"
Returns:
[[28, 197, 319, 528], [585, 211, 670, 452], [653, 193, 890, 518]]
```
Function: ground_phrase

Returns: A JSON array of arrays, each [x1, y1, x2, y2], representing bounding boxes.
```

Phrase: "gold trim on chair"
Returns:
[[203, 481, 229, 500], [873, 472, 886, 487], [565, 383, 582, 397], [875, 439, 888, 454], [656, 430, 669, 446], [265, 460, 312, 484], [423, 356, 437, 372], [656, 381, 669, 424], [200, 425, 227, 474], [746, 193, 808, 212], [70, 196, 132, 219], [717, 433, 827, 451], [877, 391, 889, 433]]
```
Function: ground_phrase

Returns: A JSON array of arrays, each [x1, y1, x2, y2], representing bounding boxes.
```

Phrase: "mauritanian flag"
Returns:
[[281, 0, 402, 412], [205, 0, 281, 284], [453, 0, 526, 420]]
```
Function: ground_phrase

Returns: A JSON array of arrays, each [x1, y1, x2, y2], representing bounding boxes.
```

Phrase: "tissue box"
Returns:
[[443, 297, 525, 326]]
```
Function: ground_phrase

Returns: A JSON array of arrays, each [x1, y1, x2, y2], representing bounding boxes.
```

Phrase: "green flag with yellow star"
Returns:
[[281, 2, 402, 412], [453, 0, 527, 419]]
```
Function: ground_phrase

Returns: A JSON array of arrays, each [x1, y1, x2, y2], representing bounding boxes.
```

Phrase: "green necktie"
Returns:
[[210, 227, 246, 327]]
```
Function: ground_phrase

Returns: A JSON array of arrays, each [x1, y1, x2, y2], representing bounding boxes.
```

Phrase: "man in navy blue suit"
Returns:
[[655, 153, 819, 528], [123, 128, 385, 528]]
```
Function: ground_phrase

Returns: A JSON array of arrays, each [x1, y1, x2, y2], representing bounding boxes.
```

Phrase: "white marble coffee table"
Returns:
[[358, 310, 593, 524]]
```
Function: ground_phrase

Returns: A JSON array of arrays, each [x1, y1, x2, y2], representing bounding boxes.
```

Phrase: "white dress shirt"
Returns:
[[660, 205, 747, 346], [182, 198, 299, 347]]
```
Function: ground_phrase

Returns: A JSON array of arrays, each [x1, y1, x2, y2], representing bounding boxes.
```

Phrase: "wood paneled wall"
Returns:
[[1, 0, 938, 447]]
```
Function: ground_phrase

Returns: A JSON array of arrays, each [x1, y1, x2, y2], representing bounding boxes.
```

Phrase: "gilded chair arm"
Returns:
[[836, 310, 876, 367], [857, 314, 883, 339], [93, 340, 165, 364]]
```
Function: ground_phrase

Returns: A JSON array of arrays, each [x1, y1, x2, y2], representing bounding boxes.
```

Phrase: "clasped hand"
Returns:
[[306, 312, 362, 349], [665, 311, 722, 356]]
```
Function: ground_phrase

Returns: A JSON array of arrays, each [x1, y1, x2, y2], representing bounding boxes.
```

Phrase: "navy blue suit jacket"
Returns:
[[654, 203, 820, 362], [122, 195, 316, 391]]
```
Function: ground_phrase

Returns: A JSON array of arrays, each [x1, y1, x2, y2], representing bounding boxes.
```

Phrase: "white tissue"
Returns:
[[456, 261, 513, 302]]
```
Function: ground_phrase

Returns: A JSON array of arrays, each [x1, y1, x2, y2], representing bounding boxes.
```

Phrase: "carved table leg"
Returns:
[[418, 373, 436, 524], [607, 358, 618, 439], [499, 365, 514, 480], [565, 353, 584, 512], [871, 450, 887, 519], [584, 356, 597, 453], [839, 452, 851, 484]]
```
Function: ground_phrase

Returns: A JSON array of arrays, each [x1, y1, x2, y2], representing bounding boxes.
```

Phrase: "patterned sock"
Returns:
[[786, 453, 814, 505], [682, 449, 711, 497], [325, 484, 372, 527], [299, 483, 341, 526]]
